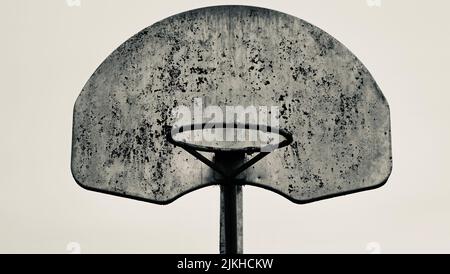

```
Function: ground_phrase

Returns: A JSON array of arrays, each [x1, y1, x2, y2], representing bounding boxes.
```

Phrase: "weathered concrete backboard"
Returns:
[[71, 5, 392, 204]]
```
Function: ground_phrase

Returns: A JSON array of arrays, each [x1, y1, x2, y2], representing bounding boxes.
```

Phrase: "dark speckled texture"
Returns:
[[71, 6, 392, 204]]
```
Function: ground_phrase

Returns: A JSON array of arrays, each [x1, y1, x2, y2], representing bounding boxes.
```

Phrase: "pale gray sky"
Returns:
[[1, 0, 449, 253]]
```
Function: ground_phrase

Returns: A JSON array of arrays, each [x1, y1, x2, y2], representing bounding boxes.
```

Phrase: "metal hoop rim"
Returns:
[[166, 122, 294, 153]]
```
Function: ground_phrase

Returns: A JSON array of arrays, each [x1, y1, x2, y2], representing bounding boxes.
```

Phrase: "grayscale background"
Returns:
[[1, 0, 449, 253]]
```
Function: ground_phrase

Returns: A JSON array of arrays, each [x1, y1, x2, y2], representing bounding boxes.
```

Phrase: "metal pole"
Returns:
[[220, 184, 243, 254], [215, 152, 244, 254]]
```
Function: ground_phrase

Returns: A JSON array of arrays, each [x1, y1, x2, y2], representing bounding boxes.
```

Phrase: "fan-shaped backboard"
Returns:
[[71, 6, 392, 204]]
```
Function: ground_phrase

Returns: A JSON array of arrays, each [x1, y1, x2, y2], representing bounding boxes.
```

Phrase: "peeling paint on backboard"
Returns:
[[71, 5, 392, 204]]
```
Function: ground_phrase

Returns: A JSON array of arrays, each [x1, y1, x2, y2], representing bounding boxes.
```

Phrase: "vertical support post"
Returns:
[[220, 184, 243, 254], [215, 152, 244, 254]]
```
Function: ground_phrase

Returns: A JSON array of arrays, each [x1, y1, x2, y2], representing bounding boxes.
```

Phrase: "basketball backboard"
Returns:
[[71, 5, 391, 205]]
